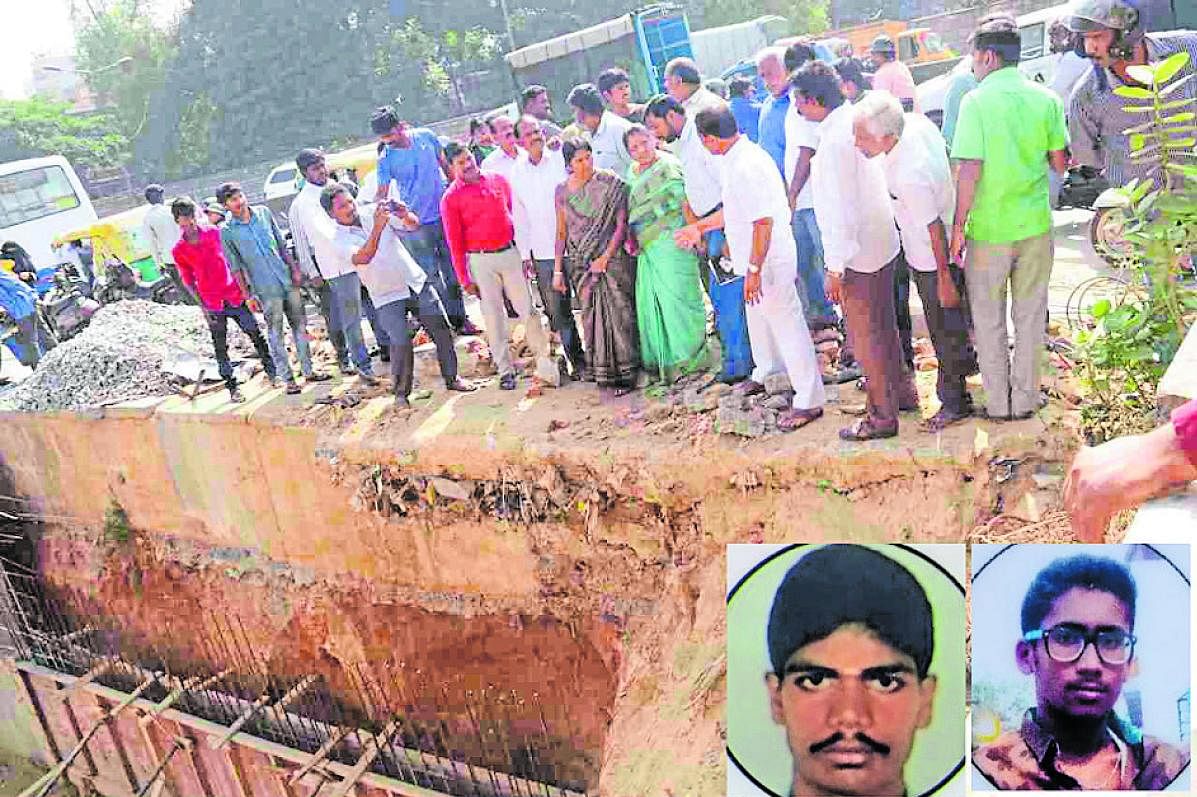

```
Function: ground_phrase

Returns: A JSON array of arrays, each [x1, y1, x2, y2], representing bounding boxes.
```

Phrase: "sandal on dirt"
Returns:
[[920, 407, 972, 433], [778, 407, 823, 432], [839, 417, 898, 441]]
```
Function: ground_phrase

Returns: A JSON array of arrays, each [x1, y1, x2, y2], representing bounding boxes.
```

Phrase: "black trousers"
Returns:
[[205, 302, 273, 387], [532, 258, 585, 372], [910, 266, 977, 415], [894, 253, 915, 372], [374, 287, 458, 399]]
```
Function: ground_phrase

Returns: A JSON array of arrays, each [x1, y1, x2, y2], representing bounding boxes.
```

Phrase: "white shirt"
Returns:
[[480, 146, 521, 181], [590, 111, 634, 176], [288, 181, 344, 279], [141, 203, 181, 266], [510, 147, 567, 261], [882, 113, 954, 273], [783, 105, 821, 210], [682, 86, 725, 117], [810, 102, 900, 275], [717, 137, 796, 277], [332, 204, 427, 305], [671, 116, 722, 217], [1050, 51, 1091, 106]]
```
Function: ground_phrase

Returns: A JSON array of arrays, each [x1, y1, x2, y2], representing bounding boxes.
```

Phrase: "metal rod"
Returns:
[[133, 736, 190, 797], [48, 657, 115, 703], [210, 691, 272, 749], [287, 725, 352, 785], [328, 720, 399, 797], [144, 668, 233, 722]]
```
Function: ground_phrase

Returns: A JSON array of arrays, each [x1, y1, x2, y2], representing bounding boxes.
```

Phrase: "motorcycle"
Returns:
[[39, 266, 100, 341], [95, 258, 183, 306]]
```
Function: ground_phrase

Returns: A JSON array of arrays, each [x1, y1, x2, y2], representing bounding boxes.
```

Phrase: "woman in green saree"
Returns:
[[623, 125, 708, 384]]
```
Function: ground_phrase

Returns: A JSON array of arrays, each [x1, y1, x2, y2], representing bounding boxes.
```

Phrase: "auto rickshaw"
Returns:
[[53, 204, 162, 284]]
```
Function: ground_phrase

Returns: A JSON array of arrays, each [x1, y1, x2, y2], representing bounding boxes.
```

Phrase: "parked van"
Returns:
[[0, 156, 98, 270]]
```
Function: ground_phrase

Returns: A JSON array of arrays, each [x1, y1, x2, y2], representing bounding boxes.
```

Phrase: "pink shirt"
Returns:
[[873, 60, 918, 109], [1173, 400, 1197, 468]]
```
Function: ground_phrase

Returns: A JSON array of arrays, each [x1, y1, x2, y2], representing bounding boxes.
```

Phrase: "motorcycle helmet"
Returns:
[[1063, 0, 1142, 60], [869, 35, 897, 59]]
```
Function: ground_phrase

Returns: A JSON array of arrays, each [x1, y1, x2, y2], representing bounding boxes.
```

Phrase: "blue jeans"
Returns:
[[262, 288, 313, 382], [402, 222, 466, 327], [11, 313, 55, 368], [792, 208, 835, 321], [327, 272, 374, 375]]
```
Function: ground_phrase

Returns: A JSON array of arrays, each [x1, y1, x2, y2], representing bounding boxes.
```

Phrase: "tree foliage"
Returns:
[[0, 96, 129, 169]]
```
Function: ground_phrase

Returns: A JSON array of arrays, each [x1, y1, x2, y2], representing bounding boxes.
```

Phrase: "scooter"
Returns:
[[1088, 185, 1136, 267], [95, 258, 183, 306], [39, 268, 100, 341]]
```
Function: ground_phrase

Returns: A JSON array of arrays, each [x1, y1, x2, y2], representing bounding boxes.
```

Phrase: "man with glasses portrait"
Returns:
[[973, 555, 1189, 790]]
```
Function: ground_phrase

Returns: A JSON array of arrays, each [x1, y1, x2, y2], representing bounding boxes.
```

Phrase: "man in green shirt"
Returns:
[[950, 14, 1068, 422]]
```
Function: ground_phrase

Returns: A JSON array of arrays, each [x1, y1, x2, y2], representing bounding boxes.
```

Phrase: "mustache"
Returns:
[[809, 731, 891, 756]]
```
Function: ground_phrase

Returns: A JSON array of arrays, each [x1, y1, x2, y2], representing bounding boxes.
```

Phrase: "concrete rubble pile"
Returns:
[[0, 300, 251, 413]]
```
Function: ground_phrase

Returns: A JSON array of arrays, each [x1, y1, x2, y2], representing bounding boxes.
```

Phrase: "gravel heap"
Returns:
[[0, 300, 251, 413]]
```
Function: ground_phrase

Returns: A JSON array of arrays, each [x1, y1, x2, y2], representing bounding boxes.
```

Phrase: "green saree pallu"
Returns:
[[627, 154, 709, 382]]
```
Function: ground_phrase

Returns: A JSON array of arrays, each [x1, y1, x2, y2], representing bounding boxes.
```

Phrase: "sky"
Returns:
[[0, 0, 182, 101]]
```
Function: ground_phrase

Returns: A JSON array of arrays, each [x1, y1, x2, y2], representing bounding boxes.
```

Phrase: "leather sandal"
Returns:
[[778, 407, 823, 432], [839, 417, 898, 441]]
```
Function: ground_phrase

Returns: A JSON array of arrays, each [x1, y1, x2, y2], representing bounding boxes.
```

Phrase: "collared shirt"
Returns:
[[221, 205, 292, 301], [717, 136, 795, 277], [589, 111, 634, 175], [0, 269, 36, 320], [332, 204, 427, 307], [671, 116, 722, 217], [883, 113, 954, 273], [783, 103, 821, 210], [974, 709, 1189, 791], [440, 173, 515, 287], [480, 146, 521, 181], [952, 66, 1068, 243], [757, 91, 791, 175], [873, 59, 918, 108], [1174, 399, 1197, 468], [682, 86, 724, 117], [172, 227, 245, 311], [288, 181, 344, 280], [141, 203, 181, 266], [510, 147, 567, 261], [730, 95, 762, 142], [1069, 32, 1197, 188], [811, 102, 900, 275], [940, 69, 978, 146], [376, 127, 447, 224]]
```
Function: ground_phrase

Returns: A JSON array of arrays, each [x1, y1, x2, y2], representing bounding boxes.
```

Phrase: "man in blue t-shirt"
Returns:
[[756, 47, 792, 175], [370, 105, 478, 334]]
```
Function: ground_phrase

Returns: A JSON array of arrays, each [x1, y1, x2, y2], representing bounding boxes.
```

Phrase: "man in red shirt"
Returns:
[[439, 142, 555, 390], [171, 197, 274, 402]]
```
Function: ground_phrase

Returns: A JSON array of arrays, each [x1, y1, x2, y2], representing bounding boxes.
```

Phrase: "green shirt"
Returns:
[[951, 66, 1068, 243]]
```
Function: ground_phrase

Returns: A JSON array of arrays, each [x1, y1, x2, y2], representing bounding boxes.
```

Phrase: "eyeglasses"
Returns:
[[1023, 625, 1136, 665]]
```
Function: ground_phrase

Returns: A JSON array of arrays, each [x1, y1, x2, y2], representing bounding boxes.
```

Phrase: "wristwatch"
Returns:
[[747, 264, 761, 274]]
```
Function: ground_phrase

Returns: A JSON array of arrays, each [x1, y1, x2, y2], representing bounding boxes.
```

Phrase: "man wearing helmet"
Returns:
[[868, 36, 917, 112], [1065, 0, 1197, 187]]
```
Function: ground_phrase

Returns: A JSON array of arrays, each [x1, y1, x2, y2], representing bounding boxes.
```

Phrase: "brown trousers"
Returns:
[[842, 259, 917, 428]]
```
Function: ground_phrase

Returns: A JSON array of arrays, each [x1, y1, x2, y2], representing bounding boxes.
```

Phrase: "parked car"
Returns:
[[263, 163, 301, 203]]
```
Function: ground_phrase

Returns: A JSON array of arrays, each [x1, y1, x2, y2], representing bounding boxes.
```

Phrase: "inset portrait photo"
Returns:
[[971, 544, 1192, 792], [727, 544, 967, 797]]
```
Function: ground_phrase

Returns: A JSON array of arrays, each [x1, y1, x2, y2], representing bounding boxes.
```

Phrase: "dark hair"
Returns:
[[170, 196, 196, 222], [784, 41, 817, 72], [485, 114, 512, 134], [514, 115, 541, 139], [972, 13, 1022, 65], [520, 84, 548, 110], [833, 57, 869, 91], [694, 103, 737, 139], [561, 137, 593, 166], [443, 141, 470, 165], [664, 57, 701, 86], [295, 148, 324, 172], [215, 181, 242, 206], [622, 123, 651, 150], [728, 75, 755, 98], [318, 182, 350, 217], [598, 67, 631, 95], [790, 60, 844, 110], [469, 117, 485, 134], [1021, 555, 1137, 634], [767, 545, 935, 680], [370, 105, 401, 135], [144, 184, 164, 203], [644, 93, 684, 121], [566, 83, 605, 117]]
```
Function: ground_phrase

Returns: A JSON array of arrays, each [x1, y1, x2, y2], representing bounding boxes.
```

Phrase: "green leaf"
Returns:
[[1161, 73, 1196, 97], [1165, 138, 1197, 149], [1114, 85, 1155, 99], [1091, 298, 1112, 318], [1154, 51, 1190, 84], [1129, 133, 1147, 151], [1126, 64, 1156, 86], [1161, 112, 1196, 125], [1129, 179, 1152, 203]]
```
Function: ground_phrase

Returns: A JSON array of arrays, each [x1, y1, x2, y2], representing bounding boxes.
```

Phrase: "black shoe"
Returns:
[[380, 348, 391, 363], [446, 378, 476, 392], [499, 374, 517, 390], [285, 381, 302, 395], [358, 372, 380, 387], [228, 386, 245, 403]]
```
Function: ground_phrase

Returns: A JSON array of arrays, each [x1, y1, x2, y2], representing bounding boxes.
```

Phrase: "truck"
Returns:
[[825, 19, 956, 67], [503, 4, 693, 109], [689, 15, 790, 78]]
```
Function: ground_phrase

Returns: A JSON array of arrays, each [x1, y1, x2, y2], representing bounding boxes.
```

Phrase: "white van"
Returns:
[[0, 156, 98, 269], [263, 162, 301, 202]]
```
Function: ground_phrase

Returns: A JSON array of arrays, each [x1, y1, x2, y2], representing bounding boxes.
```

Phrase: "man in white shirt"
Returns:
[[645, 95, 754, 385], [663, 57, 724, 117], [854, 92, 978, 431], [796, 62, 917, 441], [141, 184, 195, 305], [677, 106, 825, 431], [289, 148, 373, 380], [566, 83, 633, 176], [511, 115, 585, 376], [323, 184, 475, 409], [479, 115, 521, 181]]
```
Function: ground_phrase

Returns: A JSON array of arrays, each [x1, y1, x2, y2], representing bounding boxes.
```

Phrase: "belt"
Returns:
[[470, 242, 514, 255]]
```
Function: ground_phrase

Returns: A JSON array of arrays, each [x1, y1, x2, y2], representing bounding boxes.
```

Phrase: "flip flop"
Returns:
[[839, 417, 898, 441], [778, 407, 823, 432]]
